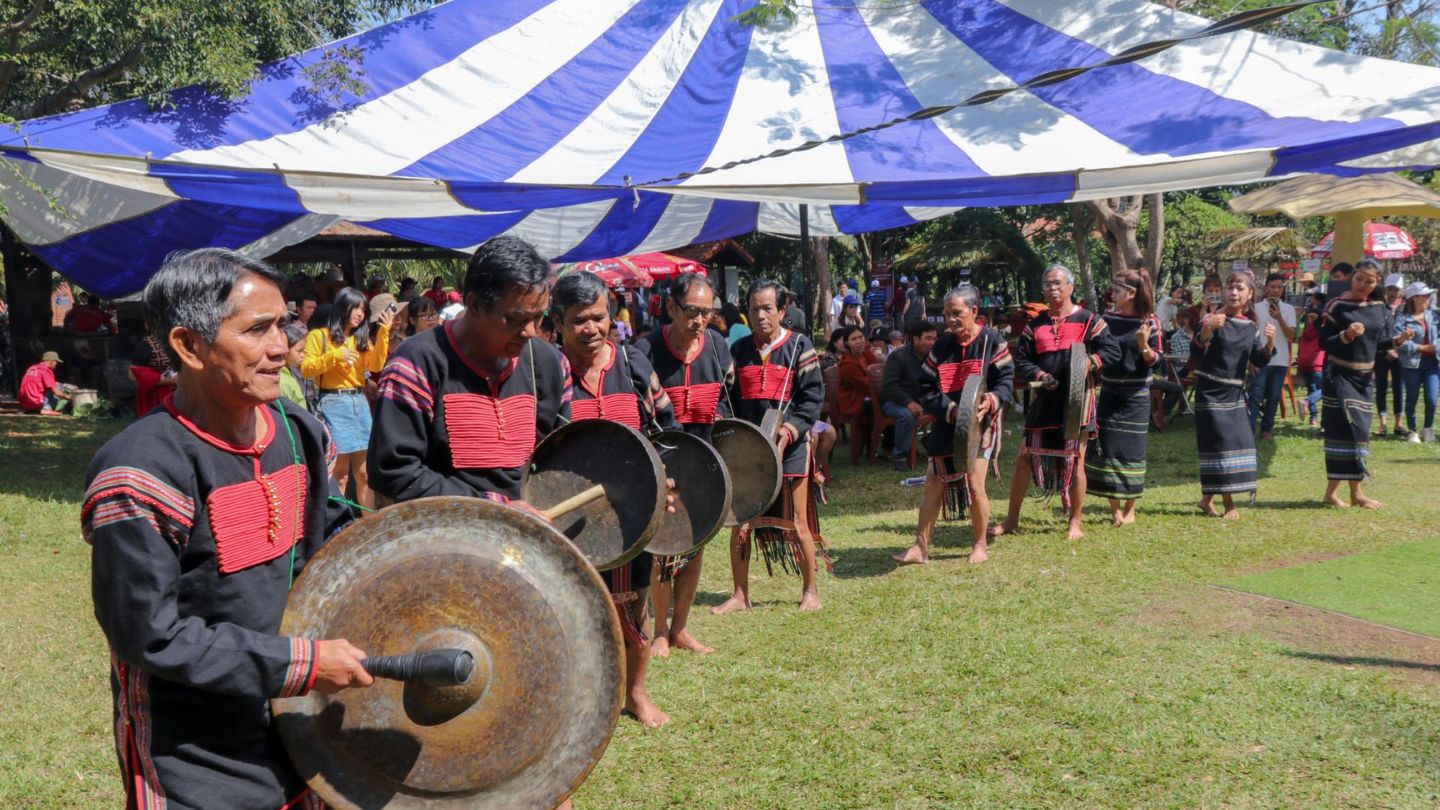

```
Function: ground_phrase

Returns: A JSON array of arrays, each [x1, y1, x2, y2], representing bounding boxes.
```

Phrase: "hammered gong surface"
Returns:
[[523, 420, 666, 571], [951, 373, 987, 465], [272, 497, 623, 810], [1064, 342, 1090, 442], [711, 418, 782, 526], [645, 430, 732, 557]]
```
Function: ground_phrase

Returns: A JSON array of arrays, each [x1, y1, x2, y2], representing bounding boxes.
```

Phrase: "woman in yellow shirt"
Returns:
[[302, 287, 393, 509]]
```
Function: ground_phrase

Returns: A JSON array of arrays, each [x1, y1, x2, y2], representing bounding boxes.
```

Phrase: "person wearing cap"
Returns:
[[440, 289, 465, 321], [1395, 281, 1438, 442], [1375, 272, 1408, 437], [865, 278, 888, 327], [839, 292, 864, 328], [301, 286, 394, 510], [18, 350, 72, 415]]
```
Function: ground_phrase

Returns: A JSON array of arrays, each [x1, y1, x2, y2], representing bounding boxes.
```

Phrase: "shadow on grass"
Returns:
[[0, 415, 122, 503], [1284, 650, 1440, 673]]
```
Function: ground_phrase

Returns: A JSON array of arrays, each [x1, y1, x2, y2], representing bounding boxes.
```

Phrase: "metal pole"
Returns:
[[798, 204, 810, 331]]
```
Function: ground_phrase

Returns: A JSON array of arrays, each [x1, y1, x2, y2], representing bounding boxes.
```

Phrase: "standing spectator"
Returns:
[[396, 277, 420, 305], [1248, 273, 1298, 440], [405, 296, 439, 339], [828, 279, 850, 332], [424, 276, 449, 308], [839, 293, 864, 328], [1295, 292, 1328, 427], [1184, 273, 1224, 327], [19, 351, 72, 415], [865, 279, 888, 327], [363, 276, 388, 301], [278, 321, 312, 412], [301, 287, 393, 510], [1375, 272, 1406, 437], [881, 319, 937, 470], [294, 293, 318, 327], [129, 337, 176, 418], [1395, 281, 1438, 442], [901, 277, 926, 327], [64, 293, 112, 333], [440, 290, 465, 321], [1157, 285, 1191, 331]]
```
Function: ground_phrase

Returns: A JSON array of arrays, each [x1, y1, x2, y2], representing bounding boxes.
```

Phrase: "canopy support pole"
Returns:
[[799, 204, 810, 331], [1332, 211, 1366, 265]]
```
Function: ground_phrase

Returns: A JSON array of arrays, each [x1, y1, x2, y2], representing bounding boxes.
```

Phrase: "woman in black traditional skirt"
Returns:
[[1318, 260, 1414, 509], [1086, 268, 1162, 527], [1192, 272, 1276, 519]]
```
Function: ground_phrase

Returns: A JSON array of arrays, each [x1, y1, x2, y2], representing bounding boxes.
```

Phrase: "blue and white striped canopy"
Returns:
[[4, 0, 1440, 296]]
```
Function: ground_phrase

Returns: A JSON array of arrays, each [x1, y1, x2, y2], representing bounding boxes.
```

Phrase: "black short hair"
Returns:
[[297, 291, 318, 305], [551, 271, 610, 318], [1330, 261, 1354, 278], [1264, 272, 1286, 285], [746, 278, 786, 309], [142, 248, 286, 367], [463, 236, 552, 309], [669, 272, 714, 304], [904, 318, 937, 340], [327, 287, 373, 353]]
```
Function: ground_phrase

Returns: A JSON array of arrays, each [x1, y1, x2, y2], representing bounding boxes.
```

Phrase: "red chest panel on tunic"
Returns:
[[1033, 321, 1088, 354], [668, 381, 722, 424], [570, 393, 642, 430], [937, 359, 984, 393], [207, 464, 306, 574], [737, 364, 792, 402], [442, 393, 536, 470]]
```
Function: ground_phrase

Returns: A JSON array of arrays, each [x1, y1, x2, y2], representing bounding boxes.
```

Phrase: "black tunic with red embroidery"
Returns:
[[635, 326, 734, 442], [918, 328, 1014, 518], [728, 328, 824, 478], [370, 324, 572, 503], [1012, 306, 1120, 506], [81, 399, 350, 810], [565, 341, 677, 645]]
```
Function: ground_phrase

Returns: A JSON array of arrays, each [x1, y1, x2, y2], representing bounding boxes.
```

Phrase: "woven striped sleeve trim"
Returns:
[[278, 638, 319, 698], [82, 466, 195, 546], [991, 344, 1013, 366], [376, 357, 435, 419], [794, 347, 821, 375], [481, 491, 511, 505], [557, 351, 574, 408]]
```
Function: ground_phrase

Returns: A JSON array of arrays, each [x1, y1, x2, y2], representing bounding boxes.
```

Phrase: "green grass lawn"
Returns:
[[4, 411, 1440, 808], [1224, 537, 1440, 639]]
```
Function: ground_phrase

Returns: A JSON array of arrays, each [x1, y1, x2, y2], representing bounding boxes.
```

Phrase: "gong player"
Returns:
[[712, 279, 827, 614], [634, 272, 734, 657], [893, 284, 1014, 566], [370, 236, 570, 507], [991, 264, 1119, 542], [82, 249, 374, 810], [552, 271, 678, 727]]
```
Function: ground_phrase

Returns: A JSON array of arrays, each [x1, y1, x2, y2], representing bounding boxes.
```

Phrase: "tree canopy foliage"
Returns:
[[0, 0, 438, 121]]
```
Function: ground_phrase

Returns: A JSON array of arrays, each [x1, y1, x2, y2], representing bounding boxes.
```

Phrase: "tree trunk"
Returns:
[[812, 236, 832, 331], [1089, 197, 1144, 277], [1143, 193, 1164, 288], [1070, 203, 1097, 310]]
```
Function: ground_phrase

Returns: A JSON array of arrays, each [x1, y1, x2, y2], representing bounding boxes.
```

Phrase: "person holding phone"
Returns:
[[1248, 273, 1298, 440]]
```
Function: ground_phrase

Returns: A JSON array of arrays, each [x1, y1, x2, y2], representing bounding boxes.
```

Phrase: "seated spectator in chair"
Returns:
[[869, 327, 891, 359], [19, 351, 73, 415], [882, 320, 938, 471], [836, 325, 878, 420]]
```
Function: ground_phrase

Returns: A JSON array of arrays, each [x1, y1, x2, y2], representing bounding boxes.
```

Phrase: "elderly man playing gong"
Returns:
[[894, 284, 1014, 566], [992, 264, 1119, 542], [83, 249, 373, 809]]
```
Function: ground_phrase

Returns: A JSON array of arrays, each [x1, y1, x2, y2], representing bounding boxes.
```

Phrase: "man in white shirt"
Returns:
[[828, 279, 850, 333], [1248, 272, 1298, 439]]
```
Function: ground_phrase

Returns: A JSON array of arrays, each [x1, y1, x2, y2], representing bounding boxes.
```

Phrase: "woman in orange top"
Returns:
[[835, 325, 878, 418], [301, 287, 393, 509]]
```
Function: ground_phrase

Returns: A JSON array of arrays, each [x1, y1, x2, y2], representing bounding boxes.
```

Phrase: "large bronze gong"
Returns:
[[711, 417, 782, 527], [273, 497, 623, 809], [523, 419, 666, 571], [951, 373, 988, 465], [1064, 342, 1091, 442], [645, 429, 732, 557]]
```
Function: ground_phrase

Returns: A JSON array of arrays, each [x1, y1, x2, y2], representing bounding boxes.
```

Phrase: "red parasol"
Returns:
[[1310, 221, 1416, 260]]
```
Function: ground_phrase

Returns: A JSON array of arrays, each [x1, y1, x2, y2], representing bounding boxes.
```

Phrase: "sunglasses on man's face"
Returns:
[[679, 305, 715, 320]]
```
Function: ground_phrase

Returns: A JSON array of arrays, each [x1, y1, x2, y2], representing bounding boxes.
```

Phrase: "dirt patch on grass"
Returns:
[[1227, 550, 1351, 577], [1140, 586, 1440, 687]]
